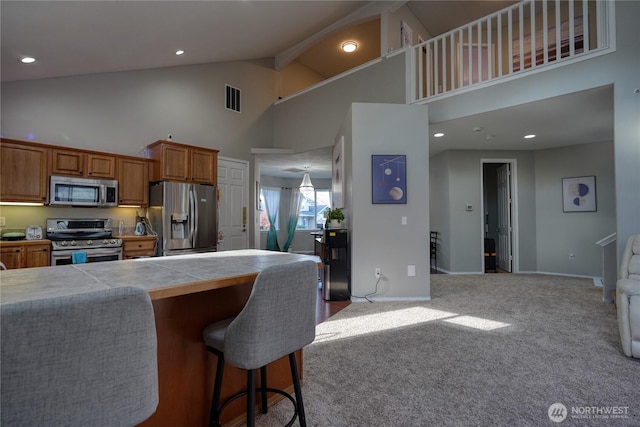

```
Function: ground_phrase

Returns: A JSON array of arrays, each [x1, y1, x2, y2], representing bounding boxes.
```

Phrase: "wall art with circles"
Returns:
[[372, 155, 407, 204], [562, 176, 596, 212]]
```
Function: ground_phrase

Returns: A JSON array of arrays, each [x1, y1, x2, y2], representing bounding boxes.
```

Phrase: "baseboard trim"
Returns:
[[351, 296, 432, 302]]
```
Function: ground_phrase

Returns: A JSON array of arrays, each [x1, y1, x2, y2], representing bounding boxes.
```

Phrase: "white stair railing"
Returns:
[[409, 0, 614, 103]]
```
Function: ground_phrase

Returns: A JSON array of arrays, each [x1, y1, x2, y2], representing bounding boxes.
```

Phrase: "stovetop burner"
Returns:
[[47, 218, 121, 250]]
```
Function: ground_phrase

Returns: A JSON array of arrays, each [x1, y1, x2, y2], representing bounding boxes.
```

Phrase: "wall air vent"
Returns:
[[225, 84, 241, 113]]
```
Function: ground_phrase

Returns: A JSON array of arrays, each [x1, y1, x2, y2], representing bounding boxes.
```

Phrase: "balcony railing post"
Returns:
[[583, 0, 590, 51]]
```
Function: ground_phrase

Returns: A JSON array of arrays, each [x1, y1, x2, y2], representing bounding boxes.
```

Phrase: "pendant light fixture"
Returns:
[[299, 167, 315, 198]]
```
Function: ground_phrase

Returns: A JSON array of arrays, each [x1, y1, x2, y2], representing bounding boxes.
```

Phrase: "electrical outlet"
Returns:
[[375, 268, 381, 279], [0, 217, 5, 227], [569, 253, 576, 260]]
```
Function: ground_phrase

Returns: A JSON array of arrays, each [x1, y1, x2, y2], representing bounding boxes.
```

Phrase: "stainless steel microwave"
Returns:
[[49, 175, 118, 207]]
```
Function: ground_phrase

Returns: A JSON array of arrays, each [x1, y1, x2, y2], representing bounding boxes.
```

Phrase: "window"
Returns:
[[297, 189, 332, 230], [259, 187, 280, 231]]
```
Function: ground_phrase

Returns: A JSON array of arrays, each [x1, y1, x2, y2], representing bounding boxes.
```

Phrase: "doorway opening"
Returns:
[[481, 159, 518, 273]]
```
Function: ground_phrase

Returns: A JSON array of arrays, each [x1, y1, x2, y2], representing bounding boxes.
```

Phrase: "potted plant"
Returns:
[[327, 208, 345, 228]]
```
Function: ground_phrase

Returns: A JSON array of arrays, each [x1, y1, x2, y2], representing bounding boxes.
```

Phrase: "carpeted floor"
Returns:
[[257, 274, 640, 426]]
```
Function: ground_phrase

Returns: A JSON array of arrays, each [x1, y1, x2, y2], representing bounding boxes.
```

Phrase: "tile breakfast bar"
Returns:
[[0, 249, 321, 426]]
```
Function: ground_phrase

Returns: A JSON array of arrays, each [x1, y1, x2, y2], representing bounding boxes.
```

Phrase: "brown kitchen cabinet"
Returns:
[[117, 157, 149, 206], [51, 148, 116, 179], [146, 140, 218, 185], [0, 240, 50, 269], [0, 139, 50, 204], [121, 236, 157, 259]]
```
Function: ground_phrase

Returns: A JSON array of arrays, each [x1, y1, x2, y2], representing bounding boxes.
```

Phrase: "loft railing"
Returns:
[[408, 0, 615, 103]]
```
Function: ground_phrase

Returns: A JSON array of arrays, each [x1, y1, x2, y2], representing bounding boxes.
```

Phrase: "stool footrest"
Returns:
[[218, 386, 299, 427]]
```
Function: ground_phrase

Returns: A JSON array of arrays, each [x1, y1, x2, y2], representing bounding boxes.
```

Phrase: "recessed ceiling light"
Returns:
[[175, 50, 184, 55], [342, 41, 357, 53], [433, 133, 444, 138], [20, 56, 36, 64], [524, 134, 536, 139]]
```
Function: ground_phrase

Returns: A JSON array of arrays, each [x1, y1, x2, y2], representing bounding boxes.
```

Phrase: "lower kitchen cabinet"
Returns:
[[121, 236, 157, 259], [0, 240, 51, 269]]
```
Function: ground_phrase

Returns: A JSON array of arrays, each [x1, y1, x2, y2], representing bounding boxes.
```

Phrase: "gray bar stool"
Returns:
[[1, 286, 159, 426], [202, 260, 318, 427]]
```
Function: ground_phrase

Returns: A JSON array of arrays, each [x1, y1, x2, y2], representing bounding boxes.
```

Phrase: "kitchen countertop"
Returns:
[[0, 239, 50, 246], [0, 249, 321, 303], [114, 234, 157, 240]]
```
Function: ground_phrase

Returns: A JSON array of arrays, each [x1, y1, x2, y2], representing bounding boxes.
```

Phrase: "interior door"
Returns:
[[497, 163, 512, 272], [217, 157, 249, 251]]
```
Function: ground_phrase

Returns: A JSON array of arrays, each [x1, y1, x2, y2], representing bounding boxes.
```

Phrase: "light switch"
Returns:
[[402, 216, 407, 225], [408, 264, 416, 276]]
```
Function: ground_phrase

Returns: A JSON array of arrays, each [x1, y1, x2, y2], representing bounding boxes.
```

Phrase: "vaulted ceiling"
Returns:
[[1, 1, 516, 83], [1, 1, 612, 179]]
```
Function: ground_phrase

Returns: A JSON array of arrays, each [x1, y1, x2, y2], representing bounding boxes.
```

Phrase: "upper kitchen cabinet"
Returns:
[[51, 148, 116, 179], [0, 138, 49, 203], [146, 140, 218, 185], [117, 156, 149, 206]]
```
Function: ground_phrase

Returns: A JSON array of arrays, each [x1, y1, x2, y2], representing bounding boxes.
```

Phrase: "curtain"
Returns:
[[261, 187, 280, 251], [283, 188, 303, 252]]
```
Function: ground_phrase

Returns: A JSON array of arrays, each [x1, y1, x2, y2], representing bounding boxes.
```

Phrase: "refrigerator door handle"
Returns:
[[189, 186, 196, 245], [192, 186, 199, 246]]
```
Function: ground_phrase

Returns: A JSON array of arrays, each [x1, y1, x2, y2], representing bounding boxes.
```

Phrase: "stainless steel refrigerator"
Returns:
[[149, 182, 218, 256]]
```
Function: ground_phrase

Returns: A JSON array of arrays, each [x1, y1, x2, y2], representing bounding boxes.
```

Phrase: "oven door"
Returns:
[[51, 247, 123, 266]]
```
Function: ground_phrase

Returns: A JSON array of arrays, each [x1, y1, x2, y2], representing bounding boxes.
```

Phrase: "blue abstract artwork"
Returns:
[[562, 176, 596, 212], [372, 155, 407, 204]]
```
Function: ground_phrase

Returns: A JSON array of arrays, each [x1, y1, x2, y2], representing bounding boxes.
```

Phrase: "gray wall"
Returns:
[[1, 2, 637, 287], [429, 152, 451, 271], [348, 103, 430, 300], [427, 0, 640, 259], [1, 59, 279, 242], [273, 54, 406, 153], [534, 141, 616, 277], [430, 150, 537, 273], [1, 59, 278, 159], [430, 142, 615, 277]]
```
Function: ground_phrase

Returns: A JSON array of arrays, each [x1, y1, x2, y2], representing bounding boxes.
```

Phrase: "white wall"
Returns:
[[347, 103, 430, 301]]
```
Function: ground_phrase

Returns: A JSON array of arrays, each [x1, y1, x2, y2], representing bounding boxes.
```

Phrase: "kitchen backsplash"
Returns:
[[0, 205, 142, 234]]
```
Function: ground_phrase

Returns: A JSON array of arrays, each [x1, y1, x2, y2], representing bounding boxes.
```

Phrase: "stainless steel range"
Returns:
[[46, 218, 122, 266]]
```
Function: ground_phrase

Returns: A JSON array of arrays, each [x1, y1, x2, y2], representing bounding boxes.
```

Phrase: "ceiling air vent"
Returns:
[[225, 84, 241, 113]]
